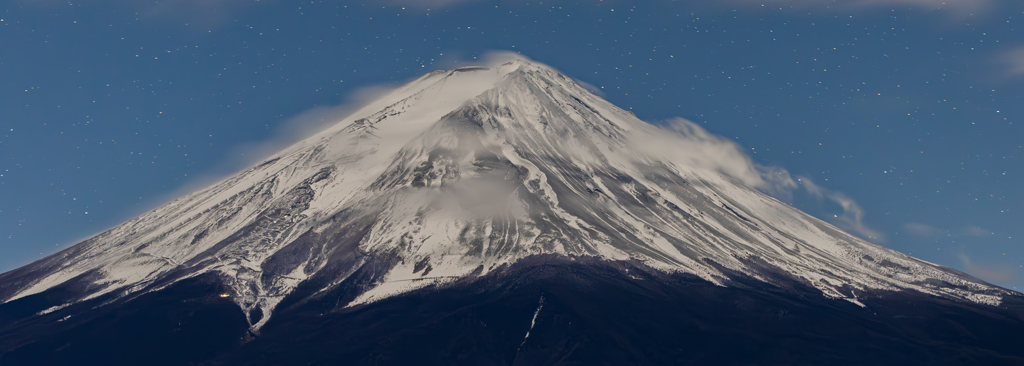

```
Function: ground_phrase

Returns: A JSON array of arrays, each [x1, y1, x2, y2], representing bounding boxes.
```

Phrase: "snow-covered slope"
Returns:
[[0, 59, 1011, 332]]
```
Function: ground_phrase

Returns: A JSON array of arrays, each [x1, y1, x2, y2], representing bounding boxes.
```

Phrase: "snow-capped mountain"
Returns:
[[0, 59, 1013, 336]]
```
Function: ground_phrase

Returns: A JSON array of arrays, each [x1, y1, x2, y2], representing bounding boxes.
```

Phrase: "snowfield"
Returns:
[[0, 59, 1011, 333]]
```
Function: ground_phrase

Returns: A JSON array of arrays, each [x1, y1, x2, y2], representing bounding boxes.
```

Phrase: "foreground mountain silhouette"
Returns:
[[2, 58, 1022, 365]]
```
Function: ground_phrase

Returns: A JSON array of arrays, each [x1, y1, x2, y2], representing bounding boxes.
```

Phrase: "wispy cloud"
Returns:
[[959, 252, 1016, 285], [387, 0, 999, 13], [757, 165, 801, 201], [574, 79, 607, 97], [642, 118, 882, 242], [999, 46, 1024, 77], [21, 0, 262, 26], [854, 0, 993, 13], [171, 50, 529, 197], [797, 175, 884, 241], [904, 222, 944, 239], [647, 118, 767, 188], [903, 222, 992, 239], [902, 224, 1010, 285], [23, 0, 1006, 22], [724, 0, 996, 17], [380, 0, 481, 8], [961, 226, 992, 237], [167, 83, 397, 198], [165, 48, 884, 245]]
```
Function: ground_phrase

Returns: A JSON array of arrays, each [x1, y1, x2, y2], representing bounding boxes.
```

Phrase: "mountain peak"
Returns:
[[498, 58, 555, 72], [0, 60, 1015, 334]]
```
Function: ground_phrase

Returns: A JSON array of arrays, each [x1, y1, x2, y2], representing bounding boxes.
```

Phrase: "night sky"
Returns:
[[2, 0, 1021, 289]]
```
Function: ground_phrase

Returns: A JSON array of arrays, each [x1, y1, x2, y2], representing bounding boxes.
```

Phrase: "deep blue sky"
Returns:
[[2, 0, 1021, 288]]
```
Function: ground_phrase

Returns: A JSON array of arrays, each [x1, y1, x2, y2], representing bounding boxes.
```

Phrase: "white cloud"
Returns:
[[904, 222, 944, 238]]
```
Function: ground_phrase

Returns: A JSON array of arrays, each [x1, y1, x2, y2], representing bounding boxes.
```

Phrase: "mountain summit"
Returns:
[[2, 59, 1022, 365]]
